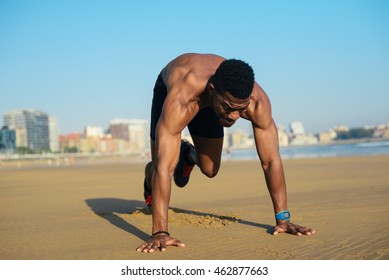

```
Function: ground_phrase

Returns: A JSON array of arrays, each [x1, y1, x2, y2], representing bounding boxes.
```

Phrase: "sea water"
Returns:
[[223, 140, 389, 160]]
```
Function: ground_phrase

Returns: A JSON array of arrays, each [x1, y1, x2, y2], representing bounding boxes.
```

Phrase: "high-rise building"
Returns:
[[109, 118, 150, 153], [0, 126, 16, 153], [109, 119, 131, 141], [49, 116, 59, 152], [4, 109, 50, 151], [128, 119, 149, 152]]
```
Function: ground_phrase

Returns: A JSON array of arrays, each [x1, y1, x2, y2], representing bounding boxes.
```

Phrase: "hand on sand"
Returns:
[[273, 221, 315, 236], [136, 234, 185, 253]]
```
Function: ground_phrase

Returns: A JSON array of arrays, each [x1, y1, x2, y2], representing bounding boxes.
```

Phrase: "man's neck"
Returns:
[[198, 86, 212, 108]]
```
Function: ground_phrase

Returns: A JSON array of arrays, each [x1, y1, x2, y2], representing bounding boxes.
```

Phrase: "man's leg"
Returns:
[[143, 139, 155, 207], [145, 140, 155, 185], [190, 135, 223, 178], [173, 136, 223, 187], [144, 73, 166, 206], [174, 106, 224, 186]]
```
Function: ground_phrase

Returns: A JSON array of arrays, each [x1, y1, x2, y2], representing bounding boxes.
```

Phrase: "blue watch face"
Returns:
[[276, 210, 290, 220]]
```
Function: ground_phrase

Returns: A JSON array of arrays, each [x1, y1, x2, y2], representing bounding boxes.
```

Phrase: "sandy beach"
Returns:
[[0, 155, 388, 260]]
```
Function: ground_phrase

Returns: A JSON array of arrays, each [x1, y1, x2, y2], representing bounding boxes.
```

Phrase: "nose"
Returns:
[[227, 111, 240, 122]]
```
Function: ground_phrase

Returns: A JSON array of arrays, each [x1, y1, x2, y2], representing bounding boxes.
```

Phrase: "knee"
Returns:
[[200, 164, 220, 178]]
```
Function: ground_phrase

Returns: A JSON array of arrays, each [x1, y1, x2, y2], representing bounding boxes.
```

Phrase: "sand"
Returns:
[[0, 155, 388, 260]]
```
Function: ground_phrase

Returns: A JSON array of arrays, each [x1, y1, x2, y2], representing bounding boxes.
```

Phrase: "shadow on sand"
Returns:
[[85, 198, 274, 241]]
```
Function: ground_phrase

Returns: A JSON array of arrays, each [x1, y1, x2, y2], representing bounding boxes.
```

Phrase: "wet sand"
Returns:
[[0, 155, 388, 260]]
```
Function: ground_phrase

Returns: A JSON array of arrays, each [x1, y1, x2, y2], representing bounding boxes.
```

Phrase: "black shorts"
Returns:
[[150, 74, 224, 140]]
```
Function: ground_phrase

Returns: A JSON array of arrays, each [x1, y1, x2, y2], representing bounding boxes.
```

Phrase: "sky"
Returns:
[[1, 0, 388, 135]]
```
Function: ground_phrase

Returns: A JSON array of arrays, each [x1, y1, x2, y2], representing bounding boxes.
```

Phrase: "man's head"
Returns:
[[210, 59, 255, 127]]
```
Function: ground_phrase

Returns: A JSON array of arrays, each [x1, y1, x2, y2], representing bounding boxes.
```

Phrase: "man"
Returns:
[[136, 53, 315, 253]]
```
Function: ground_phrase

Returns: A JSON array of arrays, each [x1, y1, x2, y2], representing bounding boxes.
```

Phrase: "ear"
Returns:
[[207, 83, 215, 96]]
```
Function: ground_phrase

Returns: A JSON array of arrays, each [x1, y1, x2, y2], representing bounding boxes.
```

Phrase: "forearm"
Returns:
[[150, 129, 181, 233], [262, 158, 287, 214], [151, 168, 172, 233]]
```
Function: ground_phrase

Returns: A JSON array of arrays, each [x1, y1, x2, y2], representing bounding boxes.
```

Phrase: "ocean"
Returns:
[[223, 140, 389, 161]]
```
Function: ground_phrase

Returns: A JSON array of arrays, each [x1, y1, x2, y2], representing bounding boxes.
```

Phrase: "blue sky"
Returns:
[[1, 0, 388, 134]]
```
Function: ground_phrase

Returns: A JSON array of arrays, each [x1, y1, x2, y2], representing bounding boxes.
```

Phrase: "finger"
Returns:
[[142, 242, 155, 253], [136, 243, 148, 252], [175, 239, 186, 247], [299, 227, 311, 235], [287, 225, 300, 236], [295, 225, 315, 235], [303, 227, 316, 235], [159, 240, 167, 252], [148, 243, 159, 253], [167, 238, 185, 247], [273, 226, 285, 235]]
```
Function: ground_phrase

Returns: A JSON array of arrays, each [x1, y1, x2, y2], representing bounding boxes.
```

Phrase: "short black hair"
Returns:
[[213, 59, 255, 99]]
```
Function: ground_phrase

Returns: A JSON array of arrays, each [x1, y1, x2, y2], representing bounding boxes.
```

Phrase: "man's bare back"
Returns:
[[161, 53, 225, 91], [160, 53, 269, 129]]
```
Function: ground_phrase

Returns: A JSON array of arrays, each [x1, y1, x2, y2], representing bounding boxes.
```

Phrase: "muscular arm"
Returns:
[[246, 86, 286, 216], [249, 85, 315, 236], [252, 118, 287, 216], [136, 97, 186, 253], [152, 96, 191, 233], [137, 73, 203, 252], [152, 72, 202, 234]]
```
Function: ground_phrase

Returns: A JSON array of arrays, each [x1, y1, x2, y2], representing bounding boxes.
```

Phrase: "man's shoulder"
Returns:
[[164, 53, 223, 89], [174, 52, 224, 60], [169, 53, 225, 69], [243, 84, 272, 124]]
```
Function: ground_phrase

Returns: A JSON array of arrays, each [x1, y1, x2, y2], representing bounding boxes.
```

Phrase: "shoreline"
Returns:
[[1, 138, 388, 169], [229, 137, 389, 150], [1, 152, 389, 171]]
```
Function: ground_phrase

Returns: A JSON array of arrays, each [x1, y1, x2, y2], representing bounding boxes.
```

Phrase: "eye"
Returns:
[[222, 103, 230, 111]]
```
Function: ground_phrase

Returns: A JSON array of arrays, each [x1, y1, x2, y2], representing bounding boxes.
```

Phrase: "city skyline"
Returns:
[[2, 108, 388, 156], [1, 109, 152, 154], [1, 1, 388, 135], [2, 107, 389, 137]]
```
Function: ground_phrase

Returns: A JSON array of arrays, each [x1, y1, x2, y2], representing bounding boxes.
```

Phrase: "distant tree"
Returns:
[[336, 128, 374, 140], [350, 128, 374, 138], [64, 147, 78, 153], [35, 148, 51, 154], [15, 147, 34, 154]]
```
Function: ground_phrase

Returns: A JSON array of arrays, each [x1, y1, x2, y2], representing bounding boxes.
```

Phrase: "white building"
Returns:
[[109, 118, 149, 153], [277, 125, 289, 147], [49, 116, 59, 152], [223, 127, 230, 150], [290, 121, 305, 135], [85, 126, 104, 138], [290, 134, 318, 145], [128, 119, 149, 153]]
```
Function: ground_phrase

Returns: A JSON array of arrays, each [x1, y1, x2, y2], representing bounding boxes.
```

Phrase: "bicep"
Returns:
[[155, 97, 191, 171], [249, 88, 281, 164]]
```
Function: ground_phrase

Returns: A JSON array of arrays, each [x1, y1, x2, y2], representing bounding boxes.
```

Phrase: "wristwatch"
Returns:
[[275, 210, 291, 221]]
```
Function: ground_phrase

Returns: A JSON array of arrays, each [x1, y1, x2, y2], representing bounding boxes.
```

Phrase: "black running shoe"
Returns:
[[174, 140, 195, 188], [143, 178, 152, 208]]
